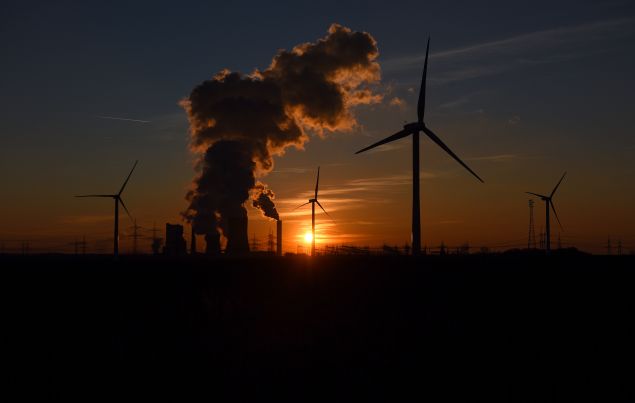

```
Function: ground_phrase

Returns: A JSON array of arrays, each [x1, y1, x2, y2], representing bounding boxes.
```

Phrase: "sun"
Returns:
[[304, 232, 313, 243]]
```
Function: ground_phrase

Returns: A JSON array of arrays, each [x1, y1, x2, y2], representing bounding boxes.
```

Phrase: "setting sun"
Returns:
[[304, 232, 313, 243]]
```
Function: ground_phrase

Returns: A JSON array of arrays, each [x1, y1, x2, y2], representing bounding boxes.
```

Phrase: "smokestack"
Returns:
[[191, 225, 197, 255], [226, 214, 249, 254], [277, 220, 282, 257], [205, 232, 220, 255]]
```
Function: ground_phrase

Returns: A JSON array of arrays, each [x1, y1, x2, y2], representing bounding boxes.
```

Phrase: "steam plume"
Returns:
[[181, 24, 381, 253], [252, 183, 279, 221]]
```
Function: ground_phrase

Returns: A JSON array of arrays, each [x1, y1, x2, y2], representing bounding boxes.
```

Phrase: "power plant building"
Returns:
[[164, 223, 186, 256]]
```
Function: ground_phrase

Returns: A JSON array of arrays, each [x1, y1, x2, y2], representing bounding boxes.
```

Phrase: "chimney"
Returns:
[[226, 214, 249, 255], [276, 220, 282, 257], [205, 231, 220, 255], [191, 225, 197, 255]]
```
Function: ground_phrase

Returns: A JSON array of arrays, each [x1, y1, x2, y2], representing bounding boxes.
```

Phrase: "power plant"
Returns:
[[164, 223, 186, 256]]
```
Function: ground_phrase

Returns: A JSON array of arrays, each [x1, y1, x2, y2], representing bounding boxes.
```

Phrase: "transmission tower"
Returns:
[[617, 239, 622, 255], [251, 233, 258, 252], [528, 199, 536, 249], [151, 221, 163, 255], [607, 236, 612, 255], [130, 218, 141, 255]]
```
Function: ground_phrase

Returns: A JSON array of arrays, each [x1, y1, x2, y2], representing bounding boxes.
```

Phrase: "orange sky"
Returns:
[[2, 101, 634, 255]]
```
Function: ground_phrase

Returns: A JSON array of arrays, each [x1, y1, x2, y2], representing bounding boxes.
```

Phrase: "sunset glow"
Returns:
[[0, 5, 633, 256], [304, 232, 313, 244]]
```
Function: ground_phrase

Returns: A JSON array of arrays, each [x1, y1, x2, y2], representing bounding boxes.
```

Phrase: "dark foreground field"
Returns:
[[2, 254, 635, 401]]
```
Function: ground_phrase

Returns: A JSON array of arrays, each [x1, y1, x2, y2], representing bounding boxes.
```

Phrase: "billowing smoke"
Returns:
[[252, 183, 279, 221], [181, 24, 381, 253]]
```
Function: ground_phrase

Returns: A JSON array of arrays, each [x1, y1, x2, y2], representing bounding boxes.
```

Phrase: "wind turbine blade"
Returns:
[[293, 201, 311, 210], [118, 197, 133, 221], [550, 200, 563, 230], [315, 166, 320, 200], [417, 36, 430, 124], [422, 126, 484, 183], [118, 160, 139, 196], [316, 200, 334, 221], [355, 129, 411, 154], [550, 171, 567, 198], [526, 192, 548, 198], [75, 194, 116, 198]]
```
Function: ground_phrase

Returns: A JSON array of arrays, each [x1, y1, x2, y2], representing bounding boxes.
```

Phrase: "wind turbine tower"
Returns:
[[355, 37, 483, 255], [294, 167, 333, 257], [526, 172, 566, 254], [75, 160, 138, 258]]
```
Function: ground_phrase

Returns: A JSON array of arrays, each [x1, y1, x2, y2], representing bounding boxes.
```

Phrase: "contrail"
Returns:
[[95, 115, 151, 123]]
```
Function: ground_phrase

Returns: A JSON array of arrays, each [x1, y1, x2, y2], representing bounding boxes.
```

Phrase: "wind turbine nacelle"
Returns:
[[403, 122, 422, 132], [309, 198, 317, 203]]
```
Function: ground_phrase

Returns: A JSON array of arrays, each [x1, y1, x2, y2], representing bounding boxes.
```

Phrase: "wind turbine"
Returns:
[[294, 167, 332, 257], [526, 172, 566, 254], [355, 37, 483, 255], [75, 160, 138, 258]]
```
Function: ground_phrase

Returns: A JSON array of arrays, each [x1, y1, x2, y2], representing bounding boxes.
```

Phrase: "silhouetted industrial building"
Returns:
[[164, 223, 186, 256]]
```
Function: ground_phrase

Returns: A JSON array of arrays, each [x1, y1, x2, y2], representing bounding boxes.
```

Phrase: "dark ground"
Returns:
[[2, 254, 635, 402]]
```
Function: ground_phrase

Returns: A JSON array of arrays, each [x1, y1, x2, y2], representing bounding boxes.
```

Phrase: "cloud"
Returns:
[[59, 215, 113, 224], [272, 167, 313, 174], [468, 154, 519, 163], [383, 17, 635, 83], [279, 171, 441, 219], [439, 96, 470, 109], [364, 142, 405, 154], [438, 219, 463, 225], [278, 197, 366, 206], [350, 220, 379, 225], [389, 97, 406, 107], [345, 172, 438, 188], [273, 162, 349, 174]]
